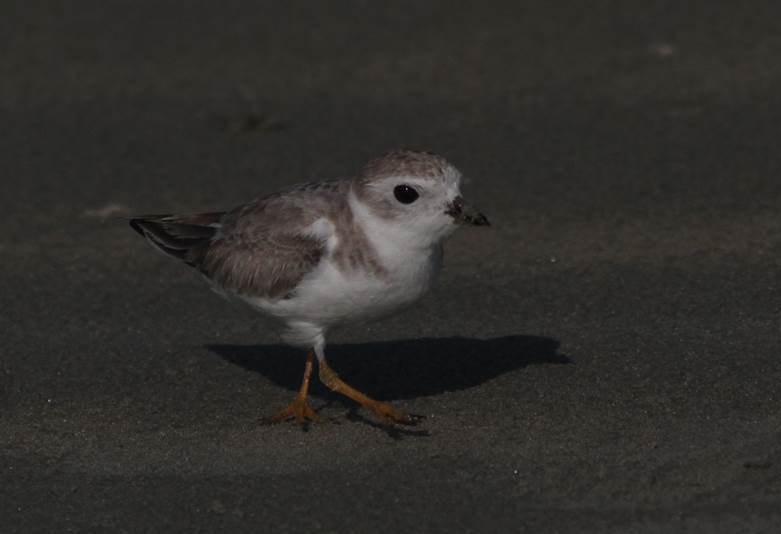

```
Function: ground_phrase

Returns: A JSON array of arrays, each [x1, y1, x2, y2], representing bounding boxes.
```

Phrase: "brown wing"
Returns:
[[197, 182, 350, 299], [130, 181, 349, 300], [200, 227, 324, 299]]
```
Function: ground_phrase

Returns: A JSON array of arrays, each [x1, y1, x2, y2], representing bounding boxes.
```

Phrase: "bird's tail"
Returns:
[[129, 212, 225, 266]]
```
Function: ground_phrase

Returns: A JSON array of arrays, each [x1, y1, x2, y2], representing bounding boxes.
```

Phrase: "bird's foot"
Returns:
[[367, 401, 424, 426], [263, 396, 318, 426], [318, 361, 424, 426]]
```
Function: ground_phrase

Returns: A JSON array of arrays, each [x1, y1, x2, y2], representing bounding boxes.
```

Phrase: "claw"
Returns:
[[262, 396, 318, 426], [371, 402, 423, 426]]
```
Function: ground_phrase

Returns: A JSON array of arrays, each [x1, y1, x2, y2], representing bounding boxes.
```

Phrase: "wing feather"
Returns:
[[198, 181, 346, 299], [130, 180, 348, 300]]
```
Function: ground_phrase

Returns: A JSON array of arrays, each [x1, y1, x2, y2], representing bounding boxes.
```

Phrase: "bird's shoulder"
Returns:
[[222, 179, 349, 236]]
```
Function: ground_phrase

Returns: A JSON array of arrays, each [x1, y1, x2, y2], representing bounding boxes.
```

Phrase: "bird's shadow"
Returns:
[[208, 335, 570, 402]]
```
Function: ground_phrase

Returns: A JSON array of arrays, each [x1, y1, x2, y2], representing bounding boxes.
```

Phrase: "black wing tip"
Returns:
[[128, 214, 172, 236], [128, 218, 144, 236], [128, 213, 219, 267]]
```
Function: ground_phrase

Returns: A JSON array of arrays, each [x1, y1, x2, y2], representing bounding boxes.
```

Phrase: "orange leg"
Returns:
[[264, 350, 317, 425], [318, 359, 420, 425]]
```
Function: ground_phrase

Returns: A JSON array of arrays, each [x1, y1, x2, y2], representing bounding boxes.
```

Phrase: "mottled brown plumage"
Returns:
[[131, 179, 386, 300]]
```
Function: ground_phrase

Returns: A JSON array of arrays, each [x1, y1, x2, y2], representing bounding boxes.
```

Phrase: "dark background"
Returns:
[[2, 1, 780, 532]]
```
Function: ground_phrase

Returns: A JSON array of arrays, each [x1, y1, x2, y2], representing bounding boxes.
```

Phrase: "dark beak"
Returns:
[[446, 196, 490, 226]]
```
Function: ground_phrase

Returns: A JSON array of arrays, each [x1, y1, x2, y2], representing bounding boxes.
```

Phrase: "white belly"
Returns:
[[241, 245, 441, 336]]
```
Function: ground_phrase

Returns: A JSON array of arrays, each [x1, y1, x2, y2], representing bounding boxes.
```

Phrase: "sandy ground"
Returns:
[[2, 1, 780, 532]]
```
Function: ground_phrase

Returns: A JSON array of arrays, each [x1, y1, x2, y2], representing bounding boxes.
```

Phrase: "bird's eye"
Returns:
[[393, 184, 419, 204]]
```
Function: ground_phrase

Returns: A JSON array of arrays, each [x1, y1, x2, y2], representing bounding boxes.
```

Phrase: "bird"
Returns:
[[129, 150, 489, 426]]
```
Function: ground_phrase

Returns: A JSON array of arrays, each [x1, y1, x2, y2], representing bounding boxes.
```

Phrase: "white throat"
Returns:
[[348, 190, 438, 270]]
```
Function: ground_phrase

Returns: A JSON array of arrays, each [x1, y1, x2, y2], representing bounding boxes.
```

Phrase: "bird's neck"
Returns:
[[347, 191, 438, 268]]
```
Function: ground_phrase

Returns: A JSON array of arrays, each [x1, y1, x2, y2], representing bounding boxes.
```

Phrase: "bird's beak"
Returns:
[[445, 196, 490, 226]]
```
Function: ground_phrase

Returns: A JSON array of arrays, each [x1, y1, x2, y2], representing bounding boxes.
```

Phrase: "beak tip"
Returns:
[[446, 196, 490, 227]]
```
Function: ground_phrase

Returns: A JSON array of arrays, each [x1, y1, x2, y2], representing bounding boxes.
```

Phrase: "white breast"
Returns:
[[243, 193, 443, 330], [284, 245, 440, 326]]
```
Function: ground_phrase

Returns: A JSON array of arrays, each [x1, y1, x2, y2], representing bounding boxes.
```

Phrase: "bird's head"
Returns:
[[351, 150, 489, 248]]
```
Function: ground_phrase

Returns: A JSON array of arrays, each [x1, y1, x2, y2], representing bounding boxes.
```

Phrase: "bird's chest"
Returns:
[[373, 245, 442, 305], [305, 244, 442, 325]]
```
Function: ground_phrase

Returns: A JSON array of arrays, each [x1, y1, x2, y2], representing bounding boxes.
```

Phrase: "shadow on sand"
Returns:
[[208, 335, 570, 401]]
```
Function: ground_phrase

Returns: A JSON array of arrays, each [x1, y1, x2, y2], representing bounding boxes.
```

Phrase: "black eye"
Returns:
[[393, 184, 419, 204]]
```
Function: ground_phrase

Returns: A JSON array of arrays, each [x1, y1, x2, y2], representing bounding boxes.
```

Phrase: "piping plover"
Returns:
[[130, 150, 489, 425]]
